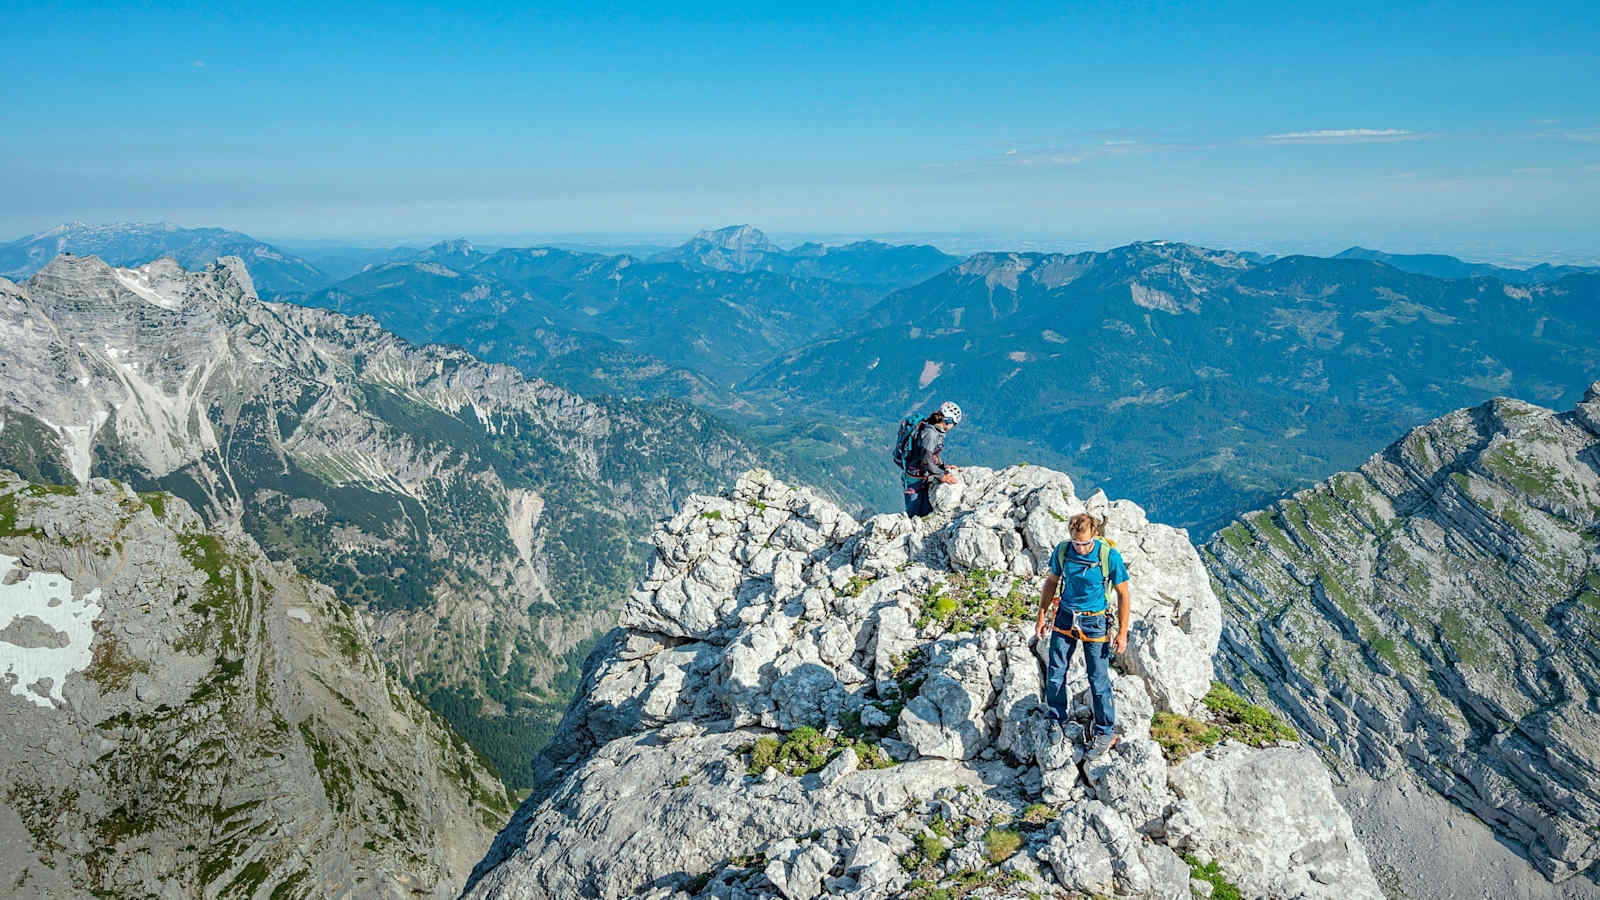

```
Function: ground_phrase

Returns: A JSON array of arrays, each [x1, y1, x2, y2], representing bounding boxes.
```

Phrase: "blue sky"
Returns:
[[4, 1, 1598, 261]]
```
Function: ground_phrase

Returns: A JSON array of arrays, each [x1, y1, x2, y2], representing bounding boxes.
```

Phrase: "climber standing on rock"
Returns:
[[1036, 512, 1131, 759], [895, 401, 962, 518]]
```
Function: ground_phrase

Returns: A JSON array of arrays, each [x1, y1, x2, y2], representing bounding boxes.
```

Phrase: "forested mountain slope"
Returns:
[[746, 242, 1600, 535]]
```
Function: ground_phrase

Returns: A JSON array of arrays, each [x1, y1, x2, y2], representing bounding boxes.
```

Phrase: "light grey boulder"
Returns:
[[947, 514, 1006, 571], [898, 642, 997, 759], [817, 747, 858, 789], [1087, 737, 1173, 835], [1168, 743, 1384, 900], [1139, 842, 1194, 900], [764, 842, 836, 900]]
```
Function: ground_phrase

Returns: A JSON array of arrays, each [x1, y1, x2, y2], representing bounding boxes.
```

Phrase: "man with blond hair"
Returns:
[[1035, 512, 1131, 759]]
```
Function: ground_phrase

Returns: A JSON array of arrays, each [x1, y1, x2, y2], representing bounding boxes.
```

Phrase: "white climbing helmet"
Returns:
[[939, 401, 962, 425]]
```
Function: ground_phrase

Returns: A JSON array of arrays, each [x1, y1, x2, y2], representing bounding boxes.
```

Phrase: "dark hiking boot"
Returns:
[[1085, 731, 1119, 760]]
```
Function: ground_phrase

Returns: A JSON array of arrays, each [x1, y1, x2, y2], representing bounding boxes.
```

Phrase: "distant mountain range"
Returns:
[[293, 241, 885, 385], [1334, 246, 1599, 284], [652, 224, 960, 289], [0, 222, 329, 293], [7, 221, 1597, 540], [744, 242, 1600, 535]]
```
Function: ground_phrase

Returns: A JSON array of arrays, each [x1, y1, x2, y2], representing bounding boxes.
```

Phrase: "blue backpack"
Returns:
[[891, 415, 921, 474]]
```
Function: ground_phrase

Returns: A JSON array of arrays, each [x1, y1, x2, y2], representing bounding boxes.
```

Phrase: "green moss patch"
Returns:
[[915, 569, 1033, 633], [1201, 682, 1298, 746], [743, 726, 894, 776], [1019, 803, 1058, 827]]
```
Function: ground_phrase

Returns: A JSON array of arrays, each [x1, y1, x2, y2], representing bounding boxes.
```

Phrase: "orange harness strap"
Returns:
[[1049, 605, 1111, 642]]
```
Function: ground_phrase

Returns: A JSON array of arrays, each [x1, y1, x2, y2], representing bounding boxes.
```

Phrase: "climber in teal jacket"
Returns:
[[1035, 512, 1131, 760]]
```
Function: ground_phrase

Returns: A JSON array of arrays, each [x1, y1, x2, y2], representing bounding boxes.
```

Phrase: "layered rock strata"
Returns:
[[1204, 385, 1600, 884], [0, 474, 507, 897], [468, 466, 1381, 899]]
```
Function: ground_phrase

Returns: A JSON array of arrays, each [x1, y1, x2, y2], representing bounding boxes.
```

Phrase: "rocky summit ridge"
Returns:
[[466, 465, 1382, 899], [1205, 384, 1600, 888], [0, 473, 506, 898]]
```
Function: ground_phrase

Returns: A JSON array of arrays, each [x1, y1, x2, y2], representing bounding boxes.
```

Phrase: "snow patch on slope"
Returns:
[[0, 554, 102, 708], [111, 261, 187, 310]]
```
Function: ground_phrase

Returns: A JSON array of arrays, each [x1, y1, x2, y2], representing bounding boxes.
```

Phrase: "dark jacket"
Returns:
[[907, 421, 947, 482]]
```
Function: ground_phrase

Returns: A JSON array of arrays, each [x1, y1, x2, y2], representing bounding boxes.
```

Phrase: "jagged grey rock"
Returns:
[[1205, 388, 1600, 885], [0, 474, 506, 897], [466, 466, 1381, 899]]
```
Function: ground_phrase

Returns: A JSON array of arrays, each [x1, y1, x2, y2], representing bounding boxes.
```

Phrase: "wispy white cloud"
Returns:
[[1012, 153, 1084, 167], [1103, 139, 1136, 146], [1264, 128, 1416, 142], [192, 59, 205, 68], [1562, 130, 1600, 142], [1512, 167, 1554, 175]]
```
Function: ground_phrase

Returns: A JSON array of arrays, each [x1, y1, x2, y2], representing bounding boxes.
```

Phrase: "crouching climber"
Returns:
[[1035, 513, 1131, 759], [893, 401, 962, 518]]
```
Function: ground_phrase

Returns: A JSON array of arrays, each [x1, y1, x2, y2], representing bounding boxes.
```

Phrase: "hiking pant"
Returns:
[[903, 482, 932, 518], [1044, 610, 1116, 738]]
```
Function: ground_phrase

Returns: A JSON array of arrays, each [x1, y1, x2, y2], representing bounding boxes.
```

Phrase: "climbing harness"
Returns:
[[1047, 537, 1119, 643], [1050, 607, 1110, 643]]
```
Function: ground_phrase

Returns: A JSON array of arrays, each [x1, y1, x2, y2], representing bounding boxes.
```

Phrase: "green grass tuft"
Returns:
[[982, 827, 1022, 863], [1151, 711, 1222, 761], [1186, 854, 1244, 900], [1019, 803, 1058, 826]]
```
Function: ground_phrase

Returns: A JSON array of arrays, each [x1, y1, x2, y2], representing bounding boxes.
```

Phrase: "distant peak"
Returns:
[[689, 225, 776, 251]]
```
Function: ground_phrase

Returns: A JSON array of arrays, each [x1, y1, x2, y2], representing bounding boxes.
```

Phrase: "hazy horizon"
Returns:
[[5, 218, 1597, 269], [5, 1, 1596, 266]]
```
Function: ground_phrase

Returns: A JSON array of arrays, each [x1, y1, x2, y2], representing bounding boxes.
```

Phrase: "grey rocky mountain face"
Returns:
[[1204, 384, 1600, 888], [467, 465, 1382, 899], [0, 474, 506, 898], [0, 253, 766, 787]]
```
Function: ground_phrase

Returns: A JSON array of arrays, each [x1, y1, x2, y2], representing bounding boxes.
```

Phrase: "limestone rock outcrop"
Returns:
[[0, 474, 508, 897], [1204, 386, 1600, 884], [466, 466, 1380, 899]]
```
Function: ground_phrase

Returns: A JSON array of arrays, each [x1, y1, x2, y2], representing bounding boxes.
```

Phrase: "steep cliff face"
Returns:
[[1203, 385, 1600, 885], [467, 466, 1381, 899], [0, 474, 506, 898], [0, 254, 764, 785]]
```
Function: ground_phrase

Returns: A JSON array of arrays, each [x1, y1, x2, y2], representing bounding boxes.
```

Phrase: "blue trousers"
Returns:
[[1044, 610, 1116, 737], [903, 483, 932, 517]]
